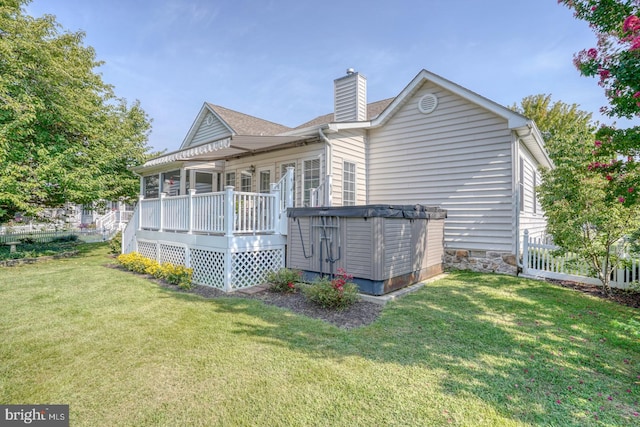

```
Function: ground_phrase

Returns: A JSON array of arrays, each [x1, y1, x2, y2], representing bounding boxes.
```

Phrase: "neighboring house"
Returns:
[[124, 68, 551, 290]]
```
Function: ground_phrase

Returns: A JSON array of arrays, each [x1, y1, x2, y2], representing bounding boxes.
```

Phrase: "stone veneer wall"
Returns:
[[443, 249, 518, 275]]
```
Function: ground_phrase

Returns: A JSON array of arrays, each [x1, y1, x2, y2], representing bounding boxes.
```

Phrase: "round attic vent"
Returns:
[[418, 93, 438, 114], [205, 115, 214, 126]]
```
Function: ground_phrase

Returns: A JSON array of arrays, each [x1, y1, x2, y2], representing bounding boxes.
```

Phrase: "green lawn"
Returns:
[[1, 244, 639, 426]]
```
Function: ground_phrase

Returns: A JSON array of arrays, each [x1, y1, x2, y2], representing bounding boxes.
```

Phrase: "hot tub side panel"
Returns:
[[426, 218, 445, 270], [287, 217, 313, 272], [343, 217, 375, 279]]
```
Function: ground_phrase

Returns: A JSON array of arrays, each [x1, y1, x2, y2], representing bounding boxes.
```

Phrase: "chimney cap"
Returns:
[[346, 68, 356, 75]]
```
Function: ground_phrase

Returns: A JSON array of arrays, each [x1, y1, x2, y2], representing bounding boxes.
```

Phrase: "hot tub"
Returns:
[[286, 205, 447, 295]]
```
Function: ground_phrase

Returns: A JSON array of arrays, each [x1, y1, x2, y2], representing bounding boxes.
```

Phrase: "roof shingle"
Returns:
[[294, 98, 395, 130], [207, 104, 292, 136]]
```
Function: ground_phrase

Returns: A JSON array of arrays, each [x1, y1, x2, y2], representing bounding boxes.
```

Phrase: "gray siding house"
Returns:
[[130, 69, 551, 276]]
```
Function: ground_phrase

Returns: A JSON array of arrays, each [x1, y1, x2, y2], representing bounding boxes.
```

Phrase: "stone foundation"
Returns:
[[443, 249, 518, 275]]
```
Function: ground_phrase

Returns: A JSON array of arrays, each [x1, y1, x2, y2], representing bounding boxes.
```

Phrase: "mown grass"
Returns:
[[0, 244, 638, 426]]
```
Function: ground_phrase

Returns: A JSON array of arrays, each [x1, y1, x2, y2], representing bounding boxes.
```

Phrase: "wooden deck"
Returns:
[[121, 170, 293, 292]]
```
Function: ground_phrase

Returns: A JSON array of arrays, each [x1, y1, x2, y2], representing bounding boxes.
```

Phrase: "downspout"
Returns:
[[318, 126, 332, 175], [513, 131, 523, 272]]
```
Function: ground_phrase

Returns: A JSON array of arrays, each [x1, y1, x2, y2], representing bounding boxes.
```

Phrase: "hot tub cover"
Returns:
[[287, 204, 447, 220]]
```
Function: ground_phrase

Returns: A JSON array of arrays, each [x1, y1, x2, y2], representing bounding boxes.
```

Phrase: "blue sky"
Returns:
[[26, 0, 637, 153]]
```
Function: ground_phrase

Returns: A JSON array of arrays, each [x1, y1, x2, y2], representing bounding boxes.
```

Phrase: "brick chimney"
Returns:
[[334, 68, 367, 122]]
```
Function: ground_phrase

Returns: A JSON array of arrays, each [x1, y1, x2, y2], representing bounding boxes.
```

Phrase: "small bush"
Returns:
[[116, 252, 193, 290], [163, 263, 193, 290], [51, 234, 78, 243], [117, 252, 155, 274], [266, 268, 302, 293], [303, 268, 359, 309], [109, 231, 122, 255]]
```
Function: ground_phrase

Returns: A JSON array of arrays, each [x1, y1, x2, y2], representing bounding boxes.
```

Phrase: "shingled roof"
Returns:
[[207, 104, 292, 136], [294, 98, 395, 130]]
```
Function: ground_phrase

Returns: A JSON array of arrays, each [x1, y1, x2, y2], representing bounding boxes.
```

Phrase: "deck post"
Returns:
[[188, 188, 196, 234], [522, 229, 529, 275], [325, 175, 333, 206], [159, 193, 166, 232], [137, 195, 144, 231], [224, 186, 235, 237], [285, 166, 294, 209], [271, 183, 281, 234]]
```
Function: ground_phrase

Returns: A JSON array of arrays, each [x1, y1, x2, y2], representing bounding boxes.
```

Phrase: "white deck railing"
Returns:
[[310, 175, 332, 207], [138, 186, 283, 235]]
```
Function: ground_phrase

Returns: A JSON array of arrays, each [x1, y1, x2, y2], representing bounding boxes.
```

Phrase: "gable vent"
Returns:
[[418, 93, 438, 114]]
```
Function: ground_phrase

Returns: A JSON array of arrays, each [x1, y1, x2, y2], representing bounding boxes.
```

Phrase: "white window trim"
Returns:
[[302, 157, 321, 206], [258, 166, 274, 193], [342, 160, 357, 206]]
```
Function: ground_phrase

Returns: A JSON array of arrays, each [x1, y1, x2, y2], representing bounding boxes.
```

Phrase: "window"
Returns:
[[343, 161, 356, 206], [225, 172, 236, 189], [259, 170, 271, 193], [161, 170, 181, 196], [303, 159, 320, 206], [143, 175, 159, 199], [240, 173, 252, 192], [194, 172, 213, 194]]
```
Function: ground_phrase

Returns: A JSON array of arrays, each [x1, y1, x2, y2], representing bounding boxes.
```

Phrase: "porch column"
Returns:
[[180, 169, 187, 195], [224, 186, 235, 237]]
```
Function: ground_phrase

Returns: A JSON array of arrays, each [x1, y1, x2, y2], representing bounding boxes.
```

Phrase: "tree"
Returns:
[[0, 0, 152, 222], [514, 95, 640, 294], [558, 0, 640, 208]]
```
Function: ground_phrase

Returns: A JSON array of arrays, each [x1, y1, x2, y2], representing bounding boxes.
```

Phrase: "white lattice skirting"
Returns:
[[130, 232, 285, 292]]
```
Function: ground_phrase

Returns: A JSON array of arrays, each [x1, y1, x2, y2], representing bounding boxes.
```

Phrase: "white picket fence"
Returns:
[[0, 228, 115, 244], [522, 230, 640, 289]]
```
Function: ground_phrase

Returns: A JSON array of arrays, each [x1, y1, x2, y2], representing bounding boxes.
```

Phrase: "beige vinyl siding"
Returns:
[[329, 130, 366, 205], [224, 144, 323, 206], [367, 81, 514, 252], [188, 114, 232, 147], [519, 143, 547, 239]]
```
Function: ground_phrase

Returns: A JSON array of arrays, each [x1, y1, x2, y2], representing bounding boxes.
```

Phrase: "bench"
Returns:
[[5, 241, 20, 253]]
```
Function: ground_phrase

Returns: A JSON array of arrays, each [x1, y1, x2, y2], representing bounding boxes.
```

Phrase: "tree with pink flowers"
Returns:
[[558, 0, 640, 206]]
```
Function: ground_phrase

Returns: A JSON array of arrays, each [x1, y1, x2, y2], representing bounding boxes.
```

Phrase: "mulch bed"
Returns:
[[545, 278, 640, 309], [158, 279, 384, 329]]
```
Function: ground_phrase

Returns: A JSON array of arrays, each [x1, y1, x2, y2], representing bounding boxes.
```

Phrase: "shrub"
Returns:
[[162, 263, 193, 290], [266, 268, 302, 293], [116, 252, 193, 290], [303, 268, 359, 309], [116, 252, 155, 274], [109, 231, 122, 255], [51, 234, 78, 243]]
